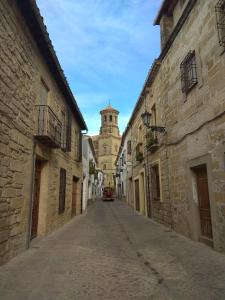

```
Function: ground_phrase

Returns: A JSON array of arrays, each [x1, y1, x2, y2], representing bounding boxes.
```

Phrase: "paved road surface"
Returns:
[[0, 200, 225, 300]]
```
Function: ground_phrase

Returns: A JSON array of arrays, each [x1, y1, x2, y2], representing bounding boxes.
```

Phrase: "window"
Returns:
[[216, 0, 225, 48], [59, 168, 66, 214], [103, 164, 106, 170], [180, 51, 198, 94], [104, 115, 107, 122], [110, 115, 112, 122], [40, 79, 49, 105], [127, 140, 132, 155], [61, 111, 66, 149], [61, 108, 72, 151], [151, 165, 161, 201], [75, 130, 82, 161]]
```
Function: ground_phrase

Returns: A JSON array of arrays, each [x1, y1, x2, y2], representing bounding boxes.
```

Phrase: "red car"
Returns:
[[102, 187, 115, 201]]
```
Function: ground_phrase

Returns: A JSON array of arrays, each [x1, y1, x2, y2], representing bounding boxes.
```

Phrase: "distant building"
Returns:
[[82, 136, 104, 210], [92, 105, 121, 189]]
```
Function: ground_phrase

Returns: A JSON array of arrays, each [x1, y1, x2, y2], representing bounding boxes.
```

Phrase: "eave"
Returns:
[[16, 0, 88, 131], [154, 0, 178, 25]]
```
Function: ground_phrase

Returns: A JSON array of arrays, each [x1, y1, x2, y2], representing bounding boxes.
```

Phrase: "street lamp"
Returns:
[[141, 111, 166, 133]]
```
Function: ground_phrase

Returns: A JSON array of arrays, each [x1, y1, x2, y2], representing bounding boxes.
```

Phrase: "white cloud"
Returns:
[[36, 0, 161, 76], [76, 92, 109, 109]]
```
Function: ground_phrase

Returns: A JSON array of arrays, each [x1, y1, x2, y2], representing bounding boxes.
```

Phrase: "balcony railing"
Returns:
[[35, 105, 62, 148]]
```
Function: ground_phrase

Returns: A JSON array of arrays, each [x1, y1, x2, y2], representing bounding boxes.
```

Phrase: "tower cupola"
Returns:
[[100, 104, 120, 136]]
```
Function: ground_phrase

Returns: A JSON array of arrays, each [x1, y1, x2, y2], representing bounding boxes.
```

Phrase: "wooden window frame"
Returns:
[[59, 168, 66, 214]]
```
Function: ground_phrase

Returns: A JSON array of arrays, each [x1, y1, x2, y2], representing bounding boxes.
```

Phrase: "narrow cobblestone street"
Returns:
[[0, 200, 225, 300]]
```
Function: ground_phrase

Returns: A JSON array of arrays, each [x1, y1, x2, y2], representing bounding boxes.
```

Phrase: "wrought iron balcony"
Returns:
[[35, 105, 62, 148]]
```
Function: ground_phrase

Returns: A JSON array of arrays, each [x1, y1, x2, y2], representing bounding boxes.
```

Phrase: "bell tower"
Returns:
[[92, 104, 121, 189], [100, 105, 120, 136]]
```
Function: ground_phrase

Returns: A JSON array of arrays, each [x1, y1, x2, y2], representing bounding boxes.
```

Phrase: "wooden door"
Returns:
[[72, 177, 78, 216], [135, 179, 140, 212], [195, 165, 213, 239], [31, 160, 42, 240], [80, 183, 83, 214]]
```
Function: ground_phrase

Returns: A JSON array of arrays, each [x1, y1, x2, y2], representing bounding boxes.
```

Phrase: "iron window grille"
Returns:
[[180, 51, 198, 94], [216, 0, 225, 48], [59, 168, 66, 214]]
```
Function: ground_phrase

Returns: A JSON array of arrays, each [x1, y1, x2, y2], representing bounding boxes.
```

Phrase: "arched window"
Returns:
[[110, 115, 112, 122], [104, 115, 107, 122], [103, 164, 106, 170]]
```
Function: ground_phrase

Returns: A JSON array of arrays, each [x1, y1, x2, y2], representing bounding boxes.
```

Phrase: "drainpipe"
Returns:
[[26, 139, 36, 249]]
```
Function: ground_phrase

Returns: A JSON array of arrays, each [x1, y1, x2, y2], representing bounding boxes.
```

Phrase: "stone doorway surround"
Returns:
[[186, 154, 216, 248]]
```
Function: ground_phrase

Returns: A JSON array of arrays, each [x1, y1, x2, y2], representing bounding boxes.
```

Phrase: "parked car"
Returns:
[[102, 187, 115, 201]]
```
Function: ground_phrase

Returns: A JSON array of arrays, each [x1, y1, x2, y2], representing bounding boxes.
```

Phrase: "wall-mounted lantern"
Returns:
[[141, 111, 166, 133]]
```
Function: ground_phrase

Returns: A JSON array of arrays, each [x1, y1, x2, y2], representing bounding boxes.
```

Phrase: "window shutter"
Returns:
[[66, 108, 72, 152], [59, 168, 66, 214]]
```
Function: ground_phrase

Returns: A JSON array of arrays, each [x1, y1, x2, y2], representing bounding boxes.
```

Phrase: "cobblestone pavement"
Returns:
[[1, 200, 225, 300]]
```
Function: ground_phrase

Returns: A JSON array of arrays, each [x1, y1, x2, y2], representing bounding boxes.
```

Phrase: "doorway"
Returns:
[[80, 182, 83, 214], [72, 177, 79, 216], [194, 165, 213, 240], [31, 160, 42, 240], [135, 179, 140, 212]]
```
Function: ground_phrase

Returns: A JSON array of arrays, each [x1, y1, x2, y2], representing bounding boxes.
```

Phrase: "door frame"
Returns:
[[186, 154, 216, 245]]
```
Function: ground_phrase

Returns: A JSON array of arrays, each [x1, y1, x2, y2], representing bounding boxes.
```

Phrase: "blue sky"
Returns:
[[36, 0, 162, 135]]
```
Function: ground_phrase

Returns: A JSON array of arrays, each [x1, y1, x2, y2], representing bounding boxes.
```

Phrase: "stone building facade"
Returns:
[[121, 0, 225, 252], [0, 0, 87, 264], [82, 136, 103, 210], [115, 130, 133, 205], [92, 105, 121, 189]]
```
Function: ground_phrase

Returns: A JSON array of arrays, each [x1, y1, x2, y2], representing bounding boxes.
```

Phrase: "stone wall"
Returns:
[[0, 0, 83, 264], [126, 0, 225, 252], [150, 0, 225, 250]]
